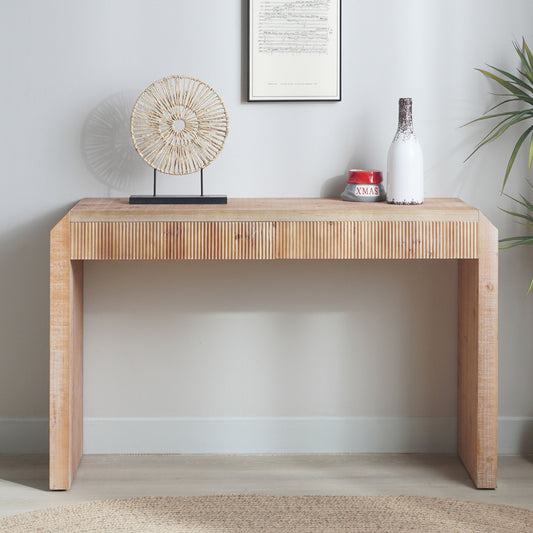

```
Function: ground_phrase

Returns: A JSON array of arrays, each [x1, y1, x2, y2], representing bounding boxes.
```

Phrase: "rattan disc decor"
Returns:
[[130, 75, 228, 176]]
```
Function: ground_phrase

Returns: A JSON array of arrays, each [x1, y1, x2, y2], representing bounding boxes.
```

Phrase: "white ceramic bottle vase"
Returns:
[[386, 98, 424, 205]]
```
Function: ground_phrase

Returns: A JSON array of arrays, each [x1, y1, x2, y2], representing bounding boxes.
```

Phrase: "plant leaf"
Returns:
[[514, 41, 533, 77], [475, 114, 527, 146], [464, 116, 515, 162], [499, 236, 532, 242], [487, 64, 533, 94], [476, 68, 533, 104], [514, 40, 533, 77], [484, 97, 525, 114], [466, 113, 533, 164], [481, 118, 531, 152], [462, 110, 529, 130], [503, 124, 533, 191], [519, 193, 533, 211], [466, 39, 533, 193], [522, 38, 533, 72], [528, 277, 533, 294], [499, 236, 533, 248], [499, 238, 533, 252], [529, 132, 533, 169], [503, 191, 528, 206], [499, 237, 533, 244], [477, 68, 529, 97], [518, 68, 533, 86], [500, 207, 533, 224], [464, 110, 532, 125], [502, 191, 533, 213]]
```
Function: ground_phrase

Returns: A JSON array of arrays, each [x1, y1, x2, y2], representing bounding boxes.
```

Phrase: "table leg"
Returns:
[[50, 214, 83, 490], [458, 213, 498, 488]]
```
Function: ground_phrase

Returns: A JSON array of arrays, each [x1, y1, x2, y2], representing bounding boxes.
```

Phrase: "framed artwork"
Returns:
[[248, 0, 341, 102]]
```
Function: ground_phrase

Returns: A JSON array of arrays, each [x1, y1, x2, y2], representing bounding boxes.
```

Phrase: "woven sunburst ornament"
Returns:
[[130, 75, 228, 175]]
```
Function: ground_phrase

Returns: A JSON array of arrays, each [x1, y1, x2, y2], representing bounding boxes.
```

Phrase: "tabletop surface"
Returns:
[[69, 198, 480, 223]]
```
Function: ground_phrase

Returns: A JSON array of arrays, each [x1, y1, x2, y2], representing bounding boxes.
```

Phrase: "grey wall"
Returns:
[[0, 0, 532, 454]]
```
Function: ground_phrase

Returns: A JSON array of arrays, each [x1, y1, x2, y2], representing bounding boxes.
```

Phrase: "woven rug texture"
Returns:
[[0, 495, 531, 532]]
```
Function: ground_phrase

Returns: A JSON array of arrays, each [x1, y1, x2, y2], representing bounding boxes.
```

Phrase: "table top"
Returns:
[[70, 197, 480, 223]]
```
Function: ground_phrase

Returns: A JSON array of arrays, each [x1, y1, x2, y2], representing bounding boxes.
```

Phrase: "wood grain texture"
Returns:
[[70, 220, 477, 260], [51, 197, 498, 490], [71, 260, 83, 484], [50, 214, 83, 490], [68, 198, 479, 260], [458, 213, 498, 488], [69, 197, 480, 223]]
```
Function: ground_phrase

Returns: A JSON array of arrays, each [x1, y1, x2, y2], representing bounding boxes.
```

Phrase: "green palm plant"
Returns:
[[499, 181, 533, 292], [465, 38, 533, 192], [466, 38, 533, 292]]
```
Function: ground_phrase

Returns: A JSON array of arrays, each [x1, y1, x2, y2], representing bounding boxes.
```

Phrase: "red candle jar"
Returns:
[[341, 169, 386, 202], [347, 170, 383, 184]]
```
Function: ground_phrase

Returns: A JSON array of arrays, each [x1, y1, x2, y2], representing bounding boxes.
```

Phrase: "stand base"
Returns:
[[130, 195, 227, 205]]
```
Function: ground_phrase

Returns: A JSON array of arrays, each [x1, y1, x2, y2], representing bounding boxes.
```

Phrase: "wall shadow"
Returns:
[[241, 0, 249, 103], [520, 420, 533, 456], [83, 260, 458, 426], [81, 92, 147, 192], [0, 205, 75, 431], [0, 455, 49, 491], [320, 174, 346, 198]]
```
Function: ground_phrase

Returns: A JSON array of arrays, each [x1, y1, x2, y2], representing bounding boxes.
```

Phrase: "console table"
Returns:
[[50, 198, 498, 490]]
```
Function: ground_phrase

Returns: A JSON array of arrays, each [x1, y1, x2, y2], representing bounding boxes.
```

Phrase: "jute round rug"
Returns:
[[0, 495, 531, 532]]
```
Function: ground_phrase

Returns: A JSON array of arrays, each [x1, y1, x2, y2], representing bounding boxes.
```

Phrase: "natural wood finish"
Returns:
[[70, 220, 477, 260], [50, 197, 498, 490], [458, 213, 498, 488], [69, 198, 479, 260], [70, 197, 479, 223], [49, 214, 83, 490]]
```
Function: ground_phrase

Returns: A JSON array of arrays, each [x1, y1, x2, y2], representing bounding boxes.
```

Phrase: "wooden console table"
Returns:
[[50, 198, 498, 490]]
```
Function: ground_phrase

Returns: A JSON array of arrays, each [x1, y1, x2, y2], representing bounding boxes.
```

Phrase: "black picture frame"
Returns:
[[248, 0, 341, 102]]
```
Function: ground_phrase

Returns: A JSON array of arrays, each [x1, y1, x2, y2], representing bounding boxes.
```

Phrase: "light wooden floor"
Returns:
[[1, 454, 533, 519]]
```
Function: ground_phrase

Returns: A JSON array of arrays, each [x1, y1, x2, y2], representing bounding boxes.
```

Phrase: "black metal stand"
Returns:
[[129, 168, 227, 205]]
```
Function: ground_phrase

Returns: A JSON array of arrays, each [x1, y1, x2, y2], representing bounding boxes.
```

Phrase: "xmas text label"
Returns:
[[355, 185, 380, 197]]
